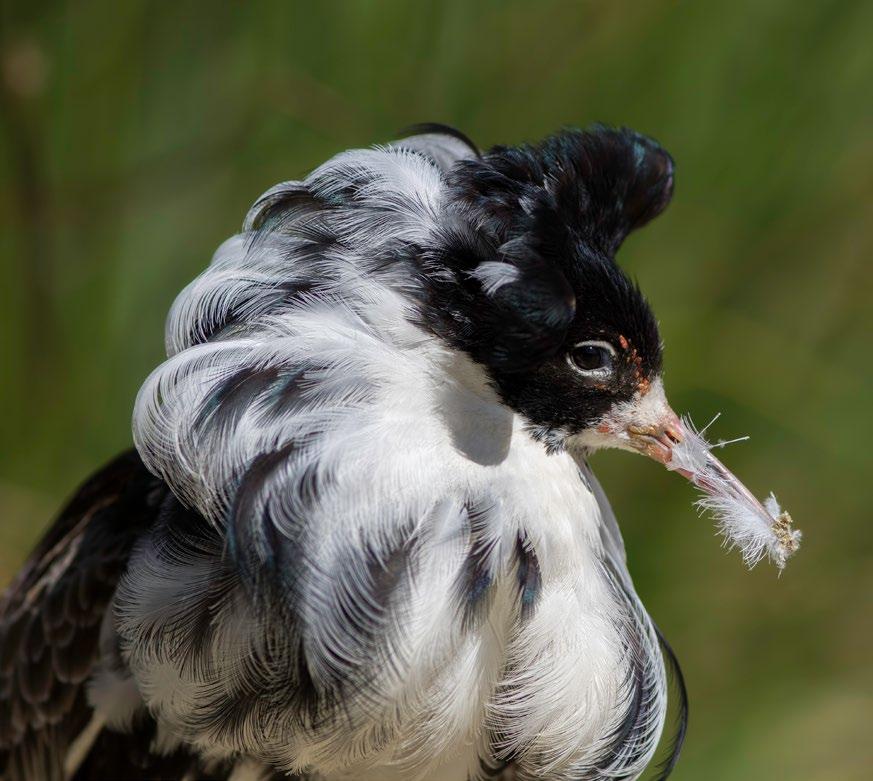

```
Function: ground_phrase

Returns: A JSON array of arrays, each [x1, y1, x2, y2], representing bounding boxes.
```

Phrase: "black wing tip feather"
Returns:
[[398, 122, 481, 157], [650, 624, 688, 780]]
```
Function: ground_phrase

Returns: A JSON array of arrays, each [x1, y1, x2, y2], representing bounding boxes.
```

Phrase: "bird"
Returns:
[[0, 123, 695, 781]]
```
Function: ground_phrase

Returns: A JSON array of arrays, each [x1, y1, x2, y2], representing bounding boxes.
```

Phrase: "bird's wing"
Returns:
[[579, 458, 689, 778], [0, 450, 164, 781]]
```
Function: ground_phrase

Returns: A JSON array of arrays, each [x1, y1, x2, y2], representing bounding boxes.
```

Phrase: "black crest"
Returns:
[[419, 125, 673, 376]]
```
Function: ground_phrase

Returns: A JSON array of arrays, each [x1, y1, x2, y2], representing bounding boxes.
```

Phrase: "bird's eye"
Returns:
[[568, 341, 616, 375]]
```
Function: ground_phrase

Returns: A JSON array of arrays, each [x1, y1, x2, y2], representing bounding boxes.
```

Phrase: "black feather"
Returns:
[[455, 502, 498, 630], [650, 625, 688, 780], [0, 450, 167, 781], [515, 534, 542, 621], [400, 122, 481, 157]]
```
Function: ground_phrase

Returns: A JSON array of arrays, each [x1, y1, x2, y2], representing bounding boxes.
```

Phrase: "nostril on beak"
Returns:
[[664, 424, 683, 445], [660, 410, 684, 446]]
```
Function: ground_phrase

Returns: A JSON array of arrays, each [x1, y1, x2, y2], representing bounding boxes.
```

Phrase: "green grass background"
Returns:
[[1, 1, 871, 778]]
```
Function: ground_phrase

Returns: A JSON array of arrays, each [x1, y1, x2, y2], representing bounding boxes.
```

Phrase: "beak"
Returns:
[[591, 378, 685, 464], [611, 384, 778, 526], [624, 410, 684, 465]]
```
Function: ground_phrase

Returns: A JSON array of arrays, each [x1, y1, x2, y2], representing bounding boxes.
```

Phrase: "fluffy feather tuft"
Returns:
[[667, 416, 801, 570]]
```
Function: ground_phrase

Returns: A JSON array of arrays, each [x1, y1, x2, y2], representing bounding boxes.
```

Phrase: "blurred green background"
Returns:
[[1, 1, 871, 778]]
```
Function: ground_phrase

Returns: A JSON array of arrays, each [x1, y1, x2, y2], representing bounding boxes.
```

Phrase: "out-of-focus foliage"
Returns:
[[1, 1, 870, 778]]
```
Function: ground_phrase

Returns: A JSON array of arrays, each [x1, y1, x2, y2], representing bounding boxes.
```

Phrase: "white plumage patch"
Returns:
[[469, 261, 521, 295]]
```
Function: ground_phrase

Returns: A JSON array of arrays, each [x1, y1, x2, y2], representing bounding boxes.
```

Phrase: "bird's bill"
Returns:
[[595, 382, 771, 517], [586, 379, 683, 464], [624, 413, 683, 465]]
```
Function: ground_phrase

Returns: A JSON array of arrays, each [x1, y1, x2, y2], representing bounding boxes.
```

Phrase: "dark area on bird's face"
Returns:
[[437, 126, 671, 444], [489, 252, 664, 443]]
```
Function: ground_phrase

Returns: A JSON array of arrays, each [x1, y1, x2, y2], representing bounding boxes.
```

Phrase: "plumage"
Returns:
[[0, 124, 695, 781]]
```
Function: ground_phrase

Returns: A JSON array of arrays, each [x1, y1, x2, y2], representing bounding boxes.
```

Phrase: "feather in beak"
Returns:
[[664, 415, 801, 570], [601, 384, 802, 570]]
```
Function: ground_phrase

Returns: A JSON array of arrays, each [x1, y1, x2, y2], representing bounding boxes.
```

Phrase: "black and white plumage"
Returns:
[[0, 125, 696, 781]]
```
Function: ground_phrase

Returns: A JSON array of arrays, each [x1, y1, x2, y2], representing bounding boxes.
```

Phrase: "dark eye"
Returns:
[[568, 341, 616, 374]]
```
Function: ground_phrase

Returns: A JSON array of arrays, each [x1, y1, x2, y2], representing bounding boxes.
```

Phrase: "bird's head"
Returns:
[[425, 125, 683, 462]]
